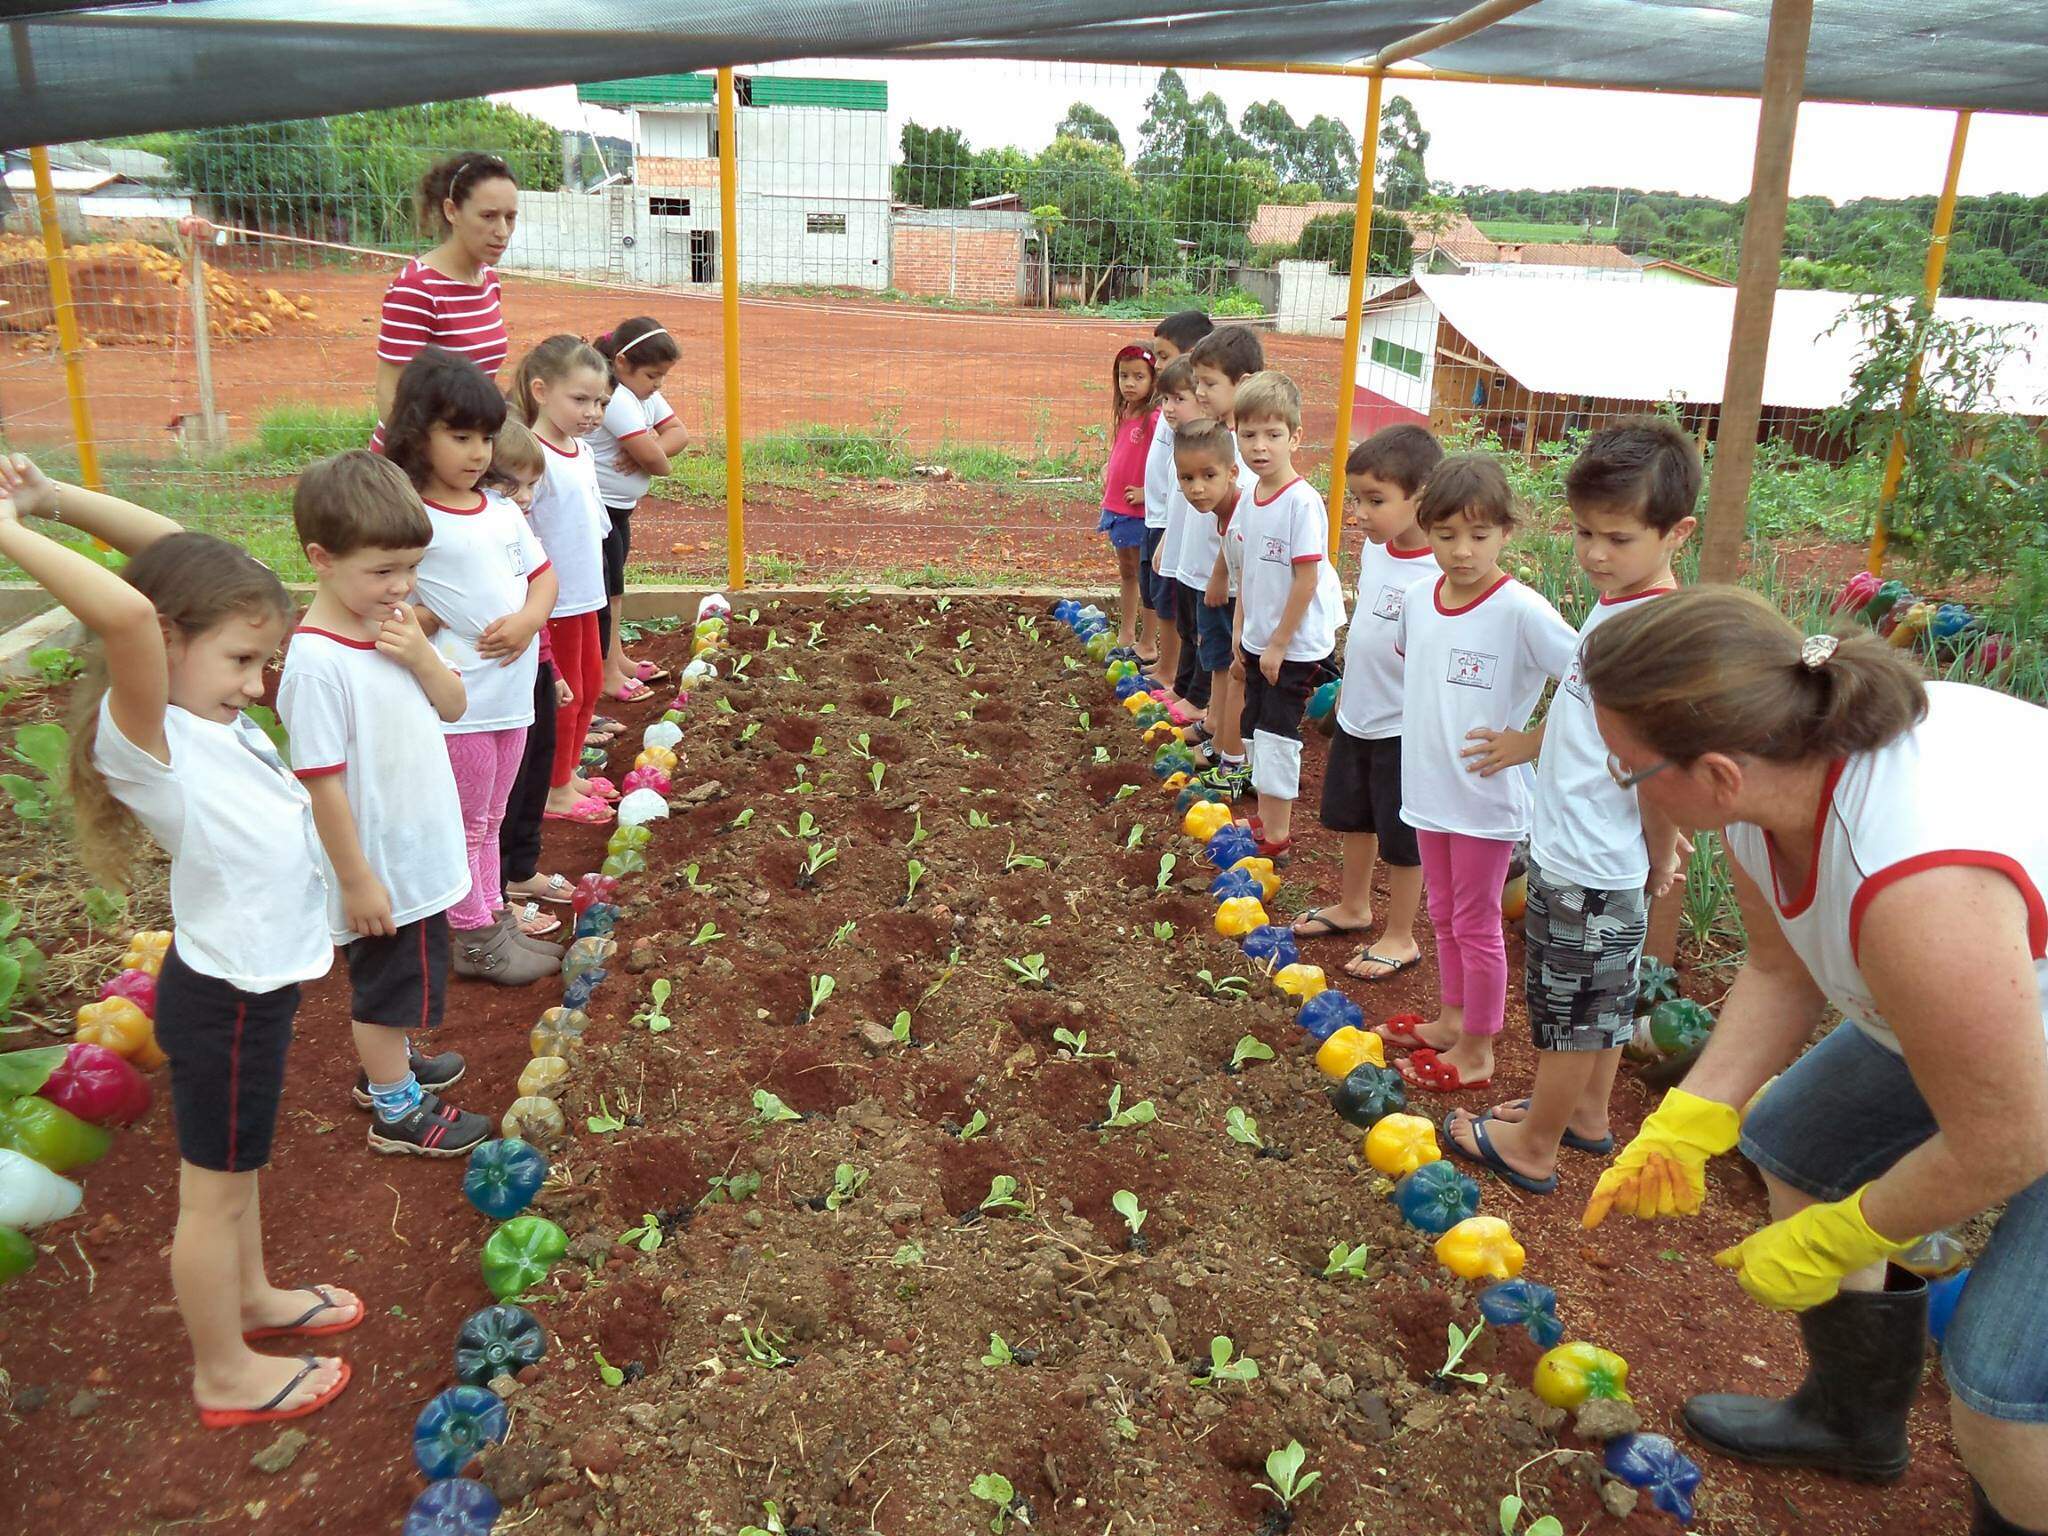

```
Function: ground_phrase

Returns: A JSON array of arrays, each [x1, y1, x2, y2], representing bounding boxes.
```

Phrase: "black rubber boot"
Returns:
[[1976, 1481, 2048, 1536], [1682, 1265, 1926, 1481]]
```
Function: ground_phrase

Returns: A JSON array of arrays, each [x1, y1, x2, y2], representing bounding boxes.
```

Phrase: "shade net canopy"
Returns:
[[4, 0, 2048, 146]]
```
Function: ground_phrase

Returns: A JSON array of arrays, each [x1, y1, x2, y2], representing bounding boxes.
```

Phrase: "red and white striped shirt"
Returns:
[[371, 258, 508, 450]]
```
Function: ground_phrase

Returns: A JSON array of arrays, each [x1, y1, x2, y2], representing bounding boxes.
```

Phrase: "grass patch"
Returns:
[[225, 401, 379, 469], [1475, 221, 1620, 244]]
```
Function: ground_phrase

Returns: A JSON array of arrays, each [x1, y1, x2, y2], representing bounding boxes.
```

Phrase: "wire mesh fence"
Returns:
[[1, 62, 2043, 589]]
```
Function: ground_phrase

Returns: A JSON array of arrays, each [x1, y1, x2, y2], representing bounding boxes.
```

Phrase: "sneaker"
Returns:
[[350, 1045, 466, 1110], [366, 1091, 491, 1157], [498, 907, 565, 961], [1202, 761, 1254, 801], [452, 919, 559, 985]]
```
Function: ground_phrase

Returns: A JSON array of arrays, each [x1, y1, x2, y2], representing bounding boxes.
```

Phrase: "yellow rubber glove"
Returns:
[[1580, 1087, 1741, 1230], [1713, 1184, 1918, 1310]]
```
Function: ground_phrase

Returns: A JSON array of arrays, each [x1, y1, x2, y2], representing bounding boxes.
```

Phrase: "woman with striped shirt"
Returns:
[[373, 153, 519, 447]]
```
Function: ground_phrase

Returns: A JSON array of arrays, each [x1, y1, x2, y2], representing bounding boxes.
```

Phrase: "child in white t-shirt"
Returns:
[[1292, 426, 1443, 987], [280, 451, 496, 1158], [587, 317, 687, 703], [1380, 454, 1575, 1093], [1143, 354, 1199, 700], [383, 348, 563, 962], [1442, 420, 1696, 1193], [0, 456, 354, 1429], [1222, 371, 1345, 860]]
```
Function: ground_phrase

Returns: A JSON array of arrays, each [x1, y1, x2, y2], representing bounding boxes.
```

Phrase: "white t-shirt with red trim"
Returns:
[[587, 387, 677, 510], [1168, 444, 1256, 589], [1723, 681, 2048, 1053], [1529, 587, 1674, 890], [1142, 411, 1177, 532], [1336, 537, 1437, 741], [414, 489, 550, 735], [1236, 476, 1345, 662], [1396, 574, 1576, 841], [527, 435, 610, 619], [1220, 508, 1245, 600], [277, 629, 468, 944]]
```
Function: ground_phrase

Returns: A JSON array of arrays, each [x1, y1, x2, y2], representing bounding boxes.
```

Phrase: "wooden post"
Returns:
[[1326, 70, 1385, 556], [28, 146, 103, 491], [1867, 109, 1971, 575], [1695, 0, 1813, 584], [186, 231, 226, 452], [717, 67, 746, 592]]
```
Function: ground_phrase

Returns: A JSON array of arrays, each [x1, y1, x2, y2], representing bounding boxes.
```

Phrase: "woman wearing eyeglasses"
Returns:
[[1576, 585, 2048, 1536]]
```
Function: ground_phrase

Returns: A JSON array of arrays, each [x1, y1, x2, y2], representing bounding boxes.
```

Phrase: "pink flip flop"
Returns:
[[584, 776, 620, 802], [632, 659, 671, 684], [544, 797, 613, 825], [609, 677, 654, 703]]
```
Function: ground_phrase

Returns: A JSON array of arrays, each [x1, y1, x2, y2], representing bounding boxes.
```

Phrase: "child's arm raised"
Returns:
[[0, 456, 171, 761], [377, 603, 467, 723], [2, 456, 181, 556], [302, 775, 395, 937], [477, 566, 558, 666]]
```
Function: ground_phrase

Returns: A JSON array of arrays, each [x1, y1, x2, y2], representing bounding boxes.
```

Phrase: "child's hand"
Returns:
[[555, 676, 575, 708], [1203, 576, 1227, 608], [0, 454, 60, 521], [1229, 655, 1246, 681], [1123, 486, 1143, 506], [1259, 649, 1282, 686], [1461, 726, 1536, 777], [477, 611, 540, 664], [375, 603, 438, 671], [342, 873, 396, 938], [613, 452, 636, 474], [1650, 832, 1694, 898]]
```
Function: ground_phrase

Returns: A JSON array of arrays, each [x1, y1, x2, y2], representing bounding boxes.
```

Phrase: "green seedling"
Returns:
[[81, 886, 126, 928], [806, 620, 826, 648], [618, 1213, 664, 1253], [3, 722, 70, 823], [728, 654, 753, 679], [903, 858, 927, 903], [764, 627, 788, 650], [1154, 852, 1178, 892], [1151, 920, 1176, 942], [980, 1332, 1014, 1367], [779, 666, 802, 684], [1112, 1189, 1147, 1238], [1323, 1240, 1372, 1280], [935, 596, 953, 614], [690, 921, 725, 947], [966, 809, 994, 829], [955, 629, 973, 650], [979, 1176, 1029, 1216], [1500, 1496, 1565, 1536], [827, 919, 857, 950], [732, 807, 755, 829], [739, 1324, 795, 1369], [1112, 782, 1138, 802], [682, 862, 711, 893], [891, 1240, 925, 1268], [586, 1096, 626, 1134], [1124, 823, 1144, 851], [1073, 710, 1091, 734], [806, 974, 836, 1015], [28, 645, 81, 684], [593, 1348, 625, 1388], [1253, 1440, 1321, 1511], [819, 704, 838, 715], [907, 809, 927, 847], [1051, 1026, 1112, 1062], [905, 641, 926, 663], [1229, 1034, 1275, 1071], [1225, 1106, 1265, 1150], [1003, 842, 1047, 873], [1092, 746, 1111, 765], [1099, 1084, 1156, 1131], [810, 736, 828, 757], [1198, 969, 1250, 1000], [890, 1009, 913, 1045], [868, 762, 885, 793], [740, 721, 761, 742], [848, 732, 872, 760], [1004, 952, 1050, 987], [1438, 1321, 1488, 1386], [968, 1473, 1017, 1534], [952, 656, 975, 678], [777, 810, 822, 840], [958, 1108, 989, 1141], [824, 1162, 868, 1210], [1195, 1334, 1260, 1388], [749, 1089, 802, 1126], [738, 1500, 789, 1536], [700, 1170, 763, 1206], [801, 841, 839, 878], [889, 696, 912, 718], [634, 978, 675, 1034]]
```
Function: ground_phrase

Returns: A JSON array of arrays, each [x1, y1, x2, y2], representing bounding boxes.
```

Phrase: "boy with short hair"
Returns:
[[1176, 325, 1267, 793], [1293, 425, 1442, 982], [1144, 355, 1201, 698], [280, 451, 504, 1158], [1172, 417, 1243, 744], [1444, 417, 1699, 1193], [1223, 370, 1345, 859]]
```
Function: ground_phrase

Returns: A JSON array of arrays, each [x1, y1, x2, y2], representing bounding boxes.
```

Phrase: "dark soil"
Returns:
[[0, 596, 1972, 1534]]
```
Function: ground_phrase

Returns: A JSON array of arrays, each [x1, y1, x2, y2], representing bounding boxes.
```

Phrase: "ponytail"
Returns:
[[509, 334, 605, 427], [417, 152, 516, 235], [592, 317, 679, 383], [1580, 585, 1927, 764]]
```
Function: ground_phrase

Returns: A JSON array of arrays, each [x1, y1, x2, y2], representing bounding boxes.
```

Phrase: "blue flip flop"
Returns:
[[1486, 1098, 1615, 1156], [1443, 1110, 1560, 1195]]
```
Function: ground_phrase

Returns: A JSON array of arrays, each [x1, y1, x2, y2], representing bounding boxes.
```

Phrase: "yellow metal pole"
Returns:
[[1867, 108, 1971, 575], [28, 146, 103, 491], [1326, 70, 1385, 556], [717, 67, 746, 591]]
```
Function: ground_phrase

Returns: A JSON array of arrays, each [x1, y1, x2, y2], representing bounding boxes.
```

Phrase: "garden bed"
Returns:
[[0, 596, 1973, 1534]]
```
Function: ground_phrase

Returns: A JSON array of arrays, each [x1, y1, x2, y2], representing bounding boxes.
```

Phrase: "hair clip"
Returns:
[[1800, 633, 1841, 670]]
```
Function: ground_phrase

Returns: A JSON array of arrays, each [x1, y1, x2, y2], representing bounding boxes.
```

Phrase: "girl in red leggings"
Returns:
[[511, 334, 615, 825]]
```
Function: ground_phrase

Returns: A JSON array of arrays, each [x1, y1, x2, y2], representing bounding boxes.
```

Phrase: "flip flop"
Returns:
[[584, 776, 620, 802], [508, 872, 576, 906], [198, 1357, 351, 1431], [1345, 947, 1421, 983], [511, 901, 562, 940], [609, 677, 655, 703], [242, 1285, 364, 1342], [1397, 1048, 1492, 1094], [1166, 701, 1200, 727], [1293, 907, 1370, 940], [1374, 1012, 1430, 1050], [589, 715, 625, 737], [1483, 1099, 1616, 1156], [632, 660, 671, 684], [1442, 1111, 1560, 1194], [544, 797, 613, 826]]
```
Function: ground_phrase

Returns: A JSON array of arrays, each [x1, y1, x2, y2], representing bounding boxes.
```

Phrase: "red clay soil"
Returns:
[[0, 597, 1973, 1535]]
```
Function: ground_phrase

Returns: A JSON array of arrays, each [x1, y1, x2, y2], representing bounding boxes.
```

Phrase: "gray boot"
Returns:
[[1683, 1265, 1926, 1481], [452, 919, 558, 985], [497, 906, 565, 961]]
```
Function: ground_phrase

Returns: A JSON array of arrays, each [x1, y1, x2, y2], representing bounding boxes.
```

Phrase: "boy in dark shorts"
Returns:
[[1292, 425, 1442, 980], [281, 451, 499, 1157]]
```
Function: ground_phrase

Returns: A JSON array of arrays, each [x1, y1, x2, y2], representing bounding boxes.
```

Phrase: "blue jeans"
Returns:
[[1740, 1021, 2048, 1422]]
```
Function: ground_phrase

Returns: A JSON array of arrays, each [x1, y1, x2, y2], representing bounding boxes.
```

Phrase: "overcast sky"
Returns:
[[503, 59, 2048, 204]]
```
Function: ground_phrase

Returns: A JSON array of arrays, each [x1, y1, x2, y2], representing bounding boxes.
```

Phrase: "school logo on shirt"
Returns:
[[1371, 583, 1406, 622], [1447, 649, 1498, 689], [1259, 535, 1288, 565], [1562, 645, 1589, 703], [505, 539, 527, 577]]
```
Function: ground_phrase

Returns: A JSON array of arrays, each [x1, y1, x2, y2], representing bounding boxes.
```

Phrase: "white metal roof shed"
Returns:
[[1358, 273, 2048, 417]]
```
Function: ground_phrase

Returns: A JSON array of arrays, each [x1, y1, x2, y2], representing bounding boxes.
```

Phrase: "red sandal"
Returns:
[[1397, 1048, 1492, 1094], [1374, 1012, 1431, 1050]]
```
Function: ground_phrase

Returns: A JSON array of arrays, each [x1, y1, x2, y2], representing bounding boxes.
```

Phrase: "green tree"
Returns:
[[1378, 95, 1429, 210], [894, 121, 974, 208], [969, 145, 1032, 203], [1023, 137, 1176, 302], [1136, 68, 1245, 178], [1239, 100, 1358, 200], [1164, 148, 1260, 265], [1054, 103, 1124, 157], [1615, 203, 1665, 255], [1293, 209, 1413, 275]]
